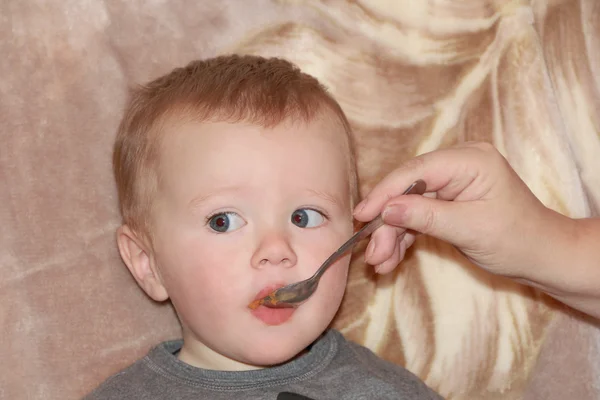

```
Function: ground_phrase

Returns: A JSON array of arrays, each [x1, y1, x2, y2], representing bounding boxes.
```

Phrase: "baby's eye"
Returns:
[[291, 209, 325, 228], [207, 212, 246, 233]]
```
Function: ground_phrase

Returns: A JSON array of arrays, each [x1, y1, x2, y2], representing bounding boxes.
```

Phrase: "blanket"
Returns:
[[1, 1, 599, 398]]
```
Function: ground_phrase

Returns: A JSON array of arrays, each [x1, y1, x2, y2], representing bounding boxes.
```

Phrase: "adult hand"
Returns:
[[354, 142, 562, 277]]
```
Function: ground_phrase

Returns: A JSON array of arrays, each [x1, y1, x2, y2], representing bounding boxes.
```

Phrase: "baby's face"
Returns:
[[149, 115, 353, 370]]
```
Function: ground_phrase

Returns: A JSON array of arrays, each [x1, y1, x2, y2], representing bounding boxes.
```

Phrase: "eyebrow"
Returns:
[[188, 186, 345, 212], [187, 186, 244, 210], [306, 188, 343, 207]]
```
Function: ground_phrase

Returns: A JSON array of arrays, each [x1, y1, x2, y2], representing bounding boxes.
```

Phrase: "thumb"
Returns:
[[381, 195, 474, 248]]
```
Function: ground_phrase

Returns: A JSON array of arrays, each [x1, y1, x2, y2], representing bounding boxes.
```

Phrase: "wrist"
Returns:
[[516, 208, 587, 298]]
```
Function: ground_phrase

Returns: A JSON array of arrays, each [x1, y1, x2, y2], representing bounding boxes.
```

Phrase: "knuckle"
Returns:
[[467, 141, 505, 168], [421, 205, 438, 234], [401, 155, 425, 174]]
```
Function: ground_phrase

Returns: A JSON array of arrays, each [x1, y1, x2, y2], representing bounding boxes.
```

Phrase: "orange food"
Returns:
[[248, 299, 263, 310], [248, 293, 282, 309]]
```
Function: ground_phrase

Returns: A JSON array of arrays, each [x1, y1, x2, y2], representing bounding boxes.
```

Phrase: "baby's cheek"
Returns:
[[320, 258, 350, 300]]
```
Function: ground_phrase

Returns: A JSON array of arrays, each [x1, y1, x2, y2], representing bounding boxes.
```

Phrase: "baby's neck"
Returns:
[[177, 340, 262, 371], [176, 334, 315, 372]]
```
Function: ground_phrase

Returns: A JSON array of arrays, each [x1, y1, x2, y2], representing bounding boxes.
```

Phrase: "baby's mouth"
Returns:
[[248, 284, 285, 310], [248, 283, 297, 326]]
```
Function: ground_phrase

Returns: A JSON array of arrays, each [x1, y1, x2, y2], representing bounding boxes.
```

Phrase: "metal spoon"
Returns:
[[248, 179, 427, 310]]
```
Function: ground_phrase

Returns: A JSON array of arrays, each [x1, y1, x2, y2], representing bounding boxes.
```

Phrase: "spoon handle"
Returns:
[[313, 179, 426, 280]]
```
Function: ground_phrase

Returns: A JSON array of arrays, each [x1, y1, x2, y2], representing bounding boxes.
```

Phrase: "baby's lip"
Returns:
[[252, 283, 286, 301]]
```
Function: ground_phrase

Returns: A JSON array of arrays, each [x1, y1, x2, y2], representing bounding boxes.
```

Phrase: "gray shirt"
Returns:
[[84, 329, 443, 399]]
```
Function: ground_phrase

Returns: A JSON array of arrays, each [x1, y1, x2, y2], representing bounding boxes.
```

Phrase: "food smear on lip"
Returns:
[[249, 285, 295, 325], [248, 285, 281, 310], [248, 294, 278, 310], [248, 298, 264, 310]]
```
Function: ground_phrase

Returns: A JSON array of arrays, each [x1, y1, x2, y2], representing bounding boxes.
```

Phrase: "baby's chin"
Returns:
[[234, 302, 338, 367]]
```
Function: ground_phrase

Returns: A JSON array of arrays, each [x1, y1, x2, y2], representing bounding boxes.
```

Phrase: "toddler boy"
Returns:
[[86, 54, 442, 399]]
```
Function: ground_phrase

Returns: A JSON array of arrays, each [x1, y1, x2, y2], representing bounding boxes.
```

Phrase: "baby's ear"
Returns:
[[116, 225, 169, 302]]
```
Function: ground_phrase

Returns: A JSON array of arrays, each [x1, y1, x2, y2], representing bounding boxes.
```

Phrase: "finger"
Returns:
[[353, 143, 496, 221], [364, 225, 404, 265], [403, 231, 417, 250], [374, 232, 417, 274], [353, 155, 428, 222], [399, 232, 417, 261], [381, 193, 476, 247], [374, 236, 402, 274]]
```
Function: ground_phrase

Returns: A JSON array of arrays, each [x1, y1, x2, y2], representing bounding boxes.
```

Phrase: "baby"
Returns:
[[86, 54, 442, 399]]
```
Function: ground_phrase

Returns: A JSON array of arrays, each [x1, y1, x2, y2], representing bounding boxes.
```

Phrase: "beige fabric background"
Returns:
[[1, 1, 599, 399]]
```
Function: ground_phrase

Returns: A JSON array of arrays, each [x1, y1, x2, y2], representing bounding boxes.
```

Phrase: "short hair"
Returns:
[[113, 54, 358, 238]]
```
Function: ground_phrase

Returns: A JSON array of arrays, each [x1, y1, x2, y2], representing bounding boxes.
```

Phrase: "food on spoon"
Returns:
[[248, 293, 279, 309]]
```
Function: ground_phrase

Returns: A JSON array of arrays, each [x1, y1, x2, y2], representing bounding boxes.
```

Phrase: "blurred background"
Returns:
[[1, 1, 599, 398]]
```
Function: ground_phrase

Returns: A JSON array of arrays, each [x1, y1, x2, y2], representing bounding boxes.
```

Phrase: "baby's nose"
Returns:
[[250, 232, 297, 269]]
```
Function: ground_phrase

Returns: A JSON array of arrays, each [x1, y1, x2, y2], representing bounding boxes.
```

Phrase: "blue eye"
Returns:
[[207, 212, 246, 233], [291, 209, 325, 228]]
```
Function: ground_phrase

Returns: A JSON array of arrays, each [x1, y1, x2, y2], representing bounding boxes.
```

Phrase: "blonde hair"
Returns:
[[113, 54, 358, 237]]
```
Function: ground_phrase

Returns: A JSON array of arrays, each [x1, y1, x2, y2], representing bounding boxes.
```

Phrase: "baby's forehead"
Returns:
[[149, 114, 357, 212], [152, 110, 354, 188], [154, 112, 352, 173], [159, 109, 350, 145]]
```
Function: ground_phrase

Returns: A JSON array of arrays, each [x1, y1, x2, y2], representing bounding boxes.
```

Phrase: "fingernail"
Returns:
[[366, 240, 376, 260], [383, 204, 408, 225], [353, 198, 368, 216]]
